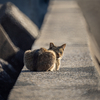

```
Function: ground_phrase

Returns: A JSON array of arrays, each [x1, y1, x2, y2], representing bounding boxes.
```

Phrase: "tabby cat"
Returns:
[[24, 43, 66, 71]]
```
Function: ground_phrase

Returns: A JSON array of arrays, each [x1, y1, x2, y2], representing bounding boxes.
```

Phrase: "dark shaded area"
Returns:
[[0, 2, 38, 51], [1, 17, 35, 51], [60, 66, 95, 73], [0, 59, 23, 100], [0, 0, 50, 29], [0, 52, 24, 100], [5, 50, 24, 78]]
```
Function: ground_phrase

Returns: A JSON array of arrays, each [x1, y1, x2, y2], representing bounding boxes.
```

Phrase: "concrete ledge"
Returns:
[[0, 2, 39, 51], [77, 0, 100, 76], [9, 1, 97, 100]]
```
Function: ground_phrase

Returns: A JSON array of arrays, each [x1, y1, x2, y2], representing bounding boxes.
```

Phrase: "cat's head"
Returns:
[[49, 42, 66, 58]]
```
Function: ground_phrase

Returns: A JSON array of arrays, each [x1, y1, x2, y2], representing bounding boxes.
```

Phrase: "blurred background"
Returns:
[[0, 0, 100, 100], [0, 0, 50, 29]]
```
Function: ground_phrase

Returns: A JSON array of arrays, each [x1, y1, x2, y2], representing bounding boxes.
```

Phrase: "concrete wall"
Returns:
[[0, 0, 50, 29], [77, 0, 100, 76]]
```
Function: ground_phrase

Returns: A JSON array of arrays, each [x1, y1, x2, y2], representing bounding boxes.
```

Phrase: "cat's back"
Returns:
[[36, 48, 56, 71], [24, 48, 56, 71], [24, 49, 38, 71]]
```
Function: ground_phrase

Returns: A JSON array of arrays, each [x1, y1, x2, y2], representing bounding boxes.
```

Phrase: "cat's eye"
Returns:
[[60, 51, 62, 54]]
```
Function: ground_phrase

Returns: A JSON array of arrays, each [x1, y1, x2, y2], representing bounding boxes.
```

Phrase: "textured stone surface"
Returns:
[[0, 2, 39, 51], [0, 57, 24, 100], [0, 24, 24, 69], [0, 0, 50, 29], [77, 0, 100, 76], [9, 0, 100, 100], [0, 24, 18, 60], [0, 59, 15, 100]]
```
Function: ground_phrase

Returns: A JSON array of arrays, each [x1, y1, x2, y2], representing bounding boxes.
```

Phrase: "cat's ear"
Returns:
[[50, 42, 55, 48], [61, 44, 66, 50]]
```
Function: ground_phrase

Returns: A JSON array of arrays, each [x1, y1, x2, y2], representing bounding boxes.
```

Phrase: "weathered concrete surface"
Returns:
[[0, 0, 50, 29], [0, 2, 39, 51], [77, 0, 100, 77], [0, 59, 15, 100], [0, 24, 18, 60], [0, 23, 24, 77], [9, 0, 100, 100]]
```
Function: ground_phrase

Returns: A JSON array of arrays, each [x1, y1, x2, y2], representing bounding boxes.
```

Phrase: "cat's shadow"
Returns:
[[21, 70, 30, 72], [21, 70, 45, 72], [22, 66, 95, 73]]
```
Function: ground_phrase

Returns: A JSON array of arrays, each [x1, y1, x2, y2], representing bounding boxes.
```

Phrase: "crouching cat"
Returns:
[[24, 43, 66, 71]]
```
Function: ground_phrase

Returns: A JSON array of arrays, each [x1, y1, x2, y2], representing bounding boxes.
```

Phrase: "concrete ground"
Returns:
[[9, 0, 100, 100]]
